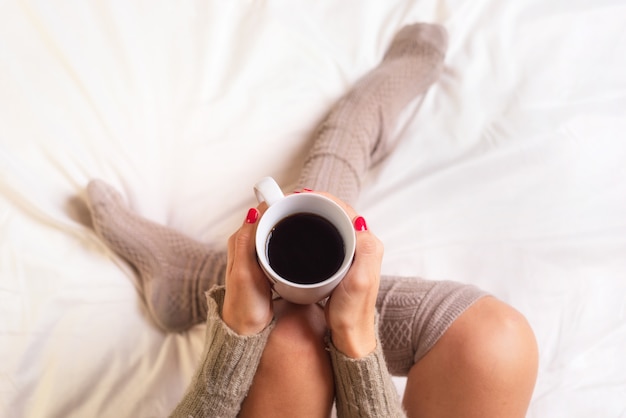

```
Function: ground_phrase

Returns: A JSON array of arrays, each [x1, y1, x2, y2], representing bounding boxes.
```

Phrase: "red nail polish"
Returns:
[[246, 208, 259, 224], [354, 216, 367, 231], [303, 188, 314, 192]]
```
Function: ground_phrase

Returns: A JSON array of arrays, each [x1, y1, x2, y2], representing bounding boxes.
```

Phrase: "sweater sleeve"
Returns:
[[170, 286, 275, 418], [328, 319, 407, 418]]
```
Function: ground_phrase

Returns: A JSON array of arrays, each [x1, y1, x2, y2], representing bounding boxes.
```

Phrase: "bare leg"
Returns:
[[239, 300, 335, 418], [402, 297, 539, 418]]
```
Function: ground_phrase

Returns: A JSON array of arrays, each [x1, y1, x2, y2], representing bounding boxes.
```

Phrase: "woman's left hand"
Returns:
[[313, 192, 384, 359]]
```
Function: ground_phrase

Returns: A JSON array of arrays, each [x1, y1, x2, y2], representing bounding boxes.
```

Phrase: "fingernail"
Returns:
[[292, 190, 301, 194], [246, 208, 259, 224], [354, 216, 368, 231], [303, 188, 314, 192]]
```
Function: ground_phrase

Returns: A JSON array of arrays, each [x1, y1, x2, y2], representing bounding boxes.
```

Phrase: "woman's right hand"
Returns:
[[221, 206, 274, 336], [308, 192, 384, 359]]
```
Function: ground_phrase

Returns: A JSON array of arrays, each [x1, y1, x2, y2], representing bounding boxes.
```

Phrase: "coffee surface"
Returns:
[[266, 213, 345, 285]]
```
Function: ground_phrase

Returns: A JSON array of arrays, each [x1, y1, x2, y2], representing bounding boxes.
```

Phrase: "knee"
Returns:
[[405, 297, 538, 416], [264, 300, 330, 367], [452, 297, 539, 394]]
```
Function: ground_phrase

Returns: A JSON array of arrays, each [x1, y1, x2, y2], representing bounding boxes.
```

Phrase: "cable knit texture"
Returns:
[[376, 277, 488, 375], [86, 179, 227, 332], [297, 23, 448, 204]]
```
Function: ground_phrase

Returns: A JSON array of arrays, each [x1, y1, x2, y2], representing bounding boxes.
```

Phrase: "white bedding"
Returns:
[[2, 1, 625, 417]]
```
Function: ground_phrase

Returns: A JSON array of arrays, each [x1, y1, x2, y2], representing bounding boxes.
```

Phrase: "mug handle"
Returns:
[[254, 177, 285, 206]]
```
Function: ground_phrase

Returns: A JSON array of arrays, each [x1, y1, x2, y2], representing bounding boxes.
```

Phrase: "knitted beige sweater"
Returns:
[[171, 286, 406, 417]]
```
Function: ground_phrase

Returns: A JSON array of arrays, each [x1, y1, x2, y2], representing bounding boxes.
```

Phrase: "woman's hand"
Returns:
[[316, 193, 384, 359], [221, 191, 383, 355], [222, 206, 274, 336]]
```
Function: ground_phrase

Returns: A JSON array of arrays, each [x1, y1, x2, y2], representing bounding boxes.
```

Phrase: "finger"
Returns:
[[226, 207, 260, 275], [232, 207, 260, 267], [344, 216, 384, 292]]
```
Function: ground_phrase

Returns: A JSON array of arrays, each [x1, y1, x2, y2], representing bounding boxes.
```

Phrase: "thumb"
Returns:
[[227, 207, 260, 275], [351, 216, 384, 279], [337, 215, 383, 297]]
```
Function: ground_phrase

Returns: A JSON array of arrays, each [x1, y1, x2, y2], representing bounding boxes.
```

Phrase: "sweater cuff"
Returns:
[[328, 323, 406, 418], [171, 286, 275, 418]]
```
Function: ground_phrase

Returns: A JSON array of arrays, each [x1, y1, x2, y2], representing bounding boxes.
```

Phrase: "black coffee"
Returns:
[[266, 212, 345, 285]]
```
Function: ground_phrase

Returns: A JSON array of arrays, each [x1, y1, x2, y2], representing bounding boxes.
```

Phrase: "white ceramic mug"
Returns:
[[254, 177, 356, 304]]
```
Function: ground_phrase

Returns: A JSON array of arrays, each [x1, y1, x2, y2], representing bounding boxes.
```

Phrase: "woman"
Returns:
[[86, 23, 538, 417]]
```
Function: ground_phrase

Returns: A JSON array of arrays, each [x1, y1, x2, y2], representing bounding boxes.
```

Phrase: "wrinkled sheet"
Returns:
[[1, 1, 625, 417]]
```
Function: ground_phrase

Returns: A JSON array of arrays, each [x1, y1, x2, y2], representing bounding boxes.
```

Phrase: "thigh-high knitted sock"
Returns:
[[376, 276, 488, 376], [86, 180, 226, 332], [297, 23, 447, 203]]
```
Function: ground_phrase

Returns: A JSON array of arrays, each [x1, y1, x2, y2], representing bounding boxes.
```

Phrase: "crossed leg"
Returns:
[[85, 22, 538, 417]]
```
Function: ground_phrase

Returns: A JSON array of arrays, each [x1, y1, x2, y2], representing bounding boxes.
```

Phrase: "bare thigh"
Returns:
[[402, 296, 539, 418], [239, 299, 335, 418]]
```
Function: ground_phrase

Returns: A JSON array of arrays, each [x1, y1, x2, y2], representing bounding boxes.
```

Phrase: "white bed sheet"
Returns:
[[1, 1, 625, 417]]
